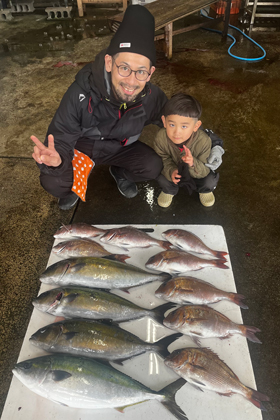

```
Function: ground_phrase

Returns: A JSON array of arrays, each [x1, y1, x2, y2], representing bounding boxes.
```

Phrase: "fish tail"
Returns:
[[241, 325, 262, 343], [161, 241, 172, 250], [161, 378, 189, 420], [247, 387, 270, 410], [156, 333, 182, 358], [152, 302, 176, 324], [230, 293, 248, 309], [213, 260, 229, 269], [213, 250, 228, 261], [111, 254, 130, 263]]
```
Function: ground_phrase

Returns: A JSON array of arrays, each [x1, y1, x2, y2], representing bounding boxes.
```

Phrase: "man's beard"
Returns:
[[112, 83, 141, 104]]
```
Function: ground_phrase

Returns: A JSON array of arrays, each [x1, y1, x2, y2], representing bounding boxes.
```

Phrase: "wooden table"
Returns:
[[77, 0, 127, 18], [109, 0, 232, 59]]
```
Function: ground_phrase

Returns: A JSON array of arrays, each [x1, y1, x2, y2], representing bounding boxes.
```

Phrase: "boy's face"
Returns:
[[162, 114, 201, 144]]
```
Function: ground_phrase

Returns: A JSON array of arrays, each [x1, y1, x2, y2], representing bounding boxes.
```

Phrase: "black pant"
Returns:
[[157, 168, 219, 195], [39, 139, 163, 198]]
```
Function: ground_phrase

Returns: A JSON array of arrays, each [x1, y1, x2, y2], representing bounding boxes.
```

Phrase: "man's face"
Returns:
[[162, 115, 202, 144], [105, 52, 155, 103]]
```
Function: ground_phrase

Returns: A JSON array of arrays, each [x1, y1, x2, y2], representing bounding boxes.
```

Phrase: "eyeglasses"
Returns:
[[113, 61, 151, 81]]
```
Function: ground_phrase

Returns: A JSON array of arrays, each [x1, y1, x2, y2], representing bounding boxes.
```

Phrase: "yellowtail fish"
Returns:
[[40, 257, 171, 289], [13, 354, 188, 419]]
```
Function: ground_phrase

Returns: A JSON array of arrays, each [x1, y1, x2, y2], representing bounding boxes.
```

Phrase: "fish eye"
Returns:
[[22, 361, 33, 370], [40, 328, 47, 334]]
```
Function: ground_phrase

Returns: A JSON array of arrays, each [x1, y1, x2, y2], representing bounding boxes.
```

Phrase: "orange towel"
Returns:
[[71, 149, 95, 202]]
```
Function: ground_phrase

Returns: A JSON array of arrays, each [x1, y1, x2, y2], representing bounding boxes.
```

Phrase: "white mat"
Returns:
[[1, 225, 263, 420]]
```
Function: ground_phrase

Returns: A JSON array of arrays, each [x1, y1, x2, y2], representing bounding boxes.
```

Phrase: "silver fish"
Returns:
[[155, 276, 248, 309], [53, 223, 106, 239], [146, 250, 229, 274], [100, 226, 172, 250], [165, 348, 269, 410], [163, 305, 261, 345], [13, 354, 188, 419], [29, 319, 181, 362], [32, 286, 174, 322], [40, 257, 170, 289], [52, 238, 129, 263], [162, 229, 228, 260]]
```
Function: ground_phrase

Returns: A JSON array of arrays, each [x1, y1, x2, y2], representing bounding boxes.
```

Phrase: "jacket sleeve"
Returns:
[[39, 83, 84, 176], [153, 130, 178, 181], [188, 133, 211, 179]]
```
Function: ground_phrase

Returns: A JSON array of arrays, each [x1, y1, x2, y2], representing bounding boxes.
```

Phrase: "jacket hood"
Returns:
[[74, 48, 151, 108]]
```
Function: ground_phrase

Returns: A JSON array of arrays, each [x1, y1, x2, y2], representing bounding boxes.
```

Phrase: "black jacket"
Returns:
[[42, 49, 168, 175]]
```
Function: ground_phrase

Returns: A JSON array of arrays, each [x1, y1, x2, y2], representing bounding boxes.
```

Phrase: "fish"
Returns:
[[13, 353, 188, 419], [162, 229, 228, 260], [164, 347, 269, 410], [53, 223, 106, 239], [99, 226, 172, 250], [145, 250, 229, 274], [52, 238, 129, 263], [155, 277, 248, 309], [29, 319, 181, 363], [40, 257, 170, 289], [32, 286, 175, 323], [163, 305, 261, 345]]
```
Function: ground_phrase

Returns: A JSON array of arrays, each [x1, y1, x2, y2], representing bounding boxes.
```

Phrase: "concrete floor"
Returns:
[[0, 5, 279, 420]]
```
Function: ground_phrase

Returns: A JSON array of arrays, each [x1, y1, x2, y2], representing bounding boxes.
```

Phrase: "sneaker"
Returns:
[[199, 192, 215, 207], [109, 166, 138, 198], [58, 191, 79, 210], [157, 191, 174, 208]]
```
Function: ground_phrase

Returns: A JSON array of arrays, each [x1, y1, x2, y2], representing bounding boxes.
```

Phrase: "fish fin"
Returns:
[[115, 400, 150, 413], [112, 254, 130, 263], [51, 370, 72, 382], [242, 325, 262, 343], [64, 293, 79, 303], [190, 335, 202, 347], [230, 293, 248, 309], [247, 387, 270, 411], [160, 241, 173, 250], [119, 288, 130, 294], [152, 302, 177, 324], [213, 251, 228, 261], [189, 382, 204, 392], [160, 379, 189, 420], [63, 332, 78, 340], [213, 260, 229, 269], [138, 228, 154, 232], [156, 333, 183, 358]]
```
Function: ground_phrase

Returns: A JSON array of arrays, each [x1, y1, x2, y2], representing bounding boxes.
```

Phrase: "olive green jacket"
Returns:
[[154, 128, 211, 181]]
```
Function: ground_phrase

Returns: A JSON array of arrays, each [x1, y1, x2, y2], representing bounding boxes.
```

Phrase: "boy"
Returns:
[[154, 93, 220, 208]]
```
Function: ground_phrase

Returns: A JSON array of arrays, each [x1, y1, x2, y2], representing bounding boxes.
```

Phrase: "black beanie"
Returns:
[[106, 5, 156, 66]]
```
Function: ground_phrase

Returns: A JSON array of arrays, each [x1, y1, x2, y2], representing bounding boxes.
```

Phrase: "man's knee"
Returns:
[[40, 172, 73, 198]]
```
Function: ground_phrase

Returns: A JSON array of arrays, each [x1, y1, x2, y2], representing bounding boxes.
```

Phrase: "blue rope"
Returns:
[[200, 9, 266, 62]]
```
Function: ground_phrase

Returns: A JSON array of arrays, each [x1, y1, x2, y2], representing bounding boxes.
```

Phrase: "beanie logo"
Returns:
[[120, 42, 131, 48]]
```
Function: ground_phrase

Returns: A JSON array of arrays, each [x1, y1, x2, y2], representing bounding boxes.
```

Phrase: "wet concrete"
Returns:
[[0, 6, 280, 420]]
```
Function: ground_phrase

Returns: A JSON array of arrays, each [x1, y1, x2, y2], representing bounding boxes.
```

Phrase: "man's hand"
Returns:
[[31, 134, 62, 167], [181, 145, 194, 167], [171, 169, 181, 184], [205, 145, 224, 171]]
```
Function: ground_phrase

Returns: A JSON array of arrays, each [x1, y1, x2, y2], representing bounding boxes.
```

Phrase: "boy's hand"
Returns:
[[171, 169, 181, 184], [31, 134, 62, 167], [181, 145, 194, 167]]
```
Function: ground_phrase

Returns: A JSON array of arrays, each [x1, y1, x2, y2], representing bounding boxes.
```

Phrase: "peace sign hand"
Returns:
[[31, 134, 62, 167], [181, 145, 194, 167]]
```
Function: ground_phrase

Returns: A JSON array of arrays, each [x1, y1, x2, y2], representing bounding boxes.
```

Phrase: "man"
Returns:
[[31, 5, 224, 210]]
